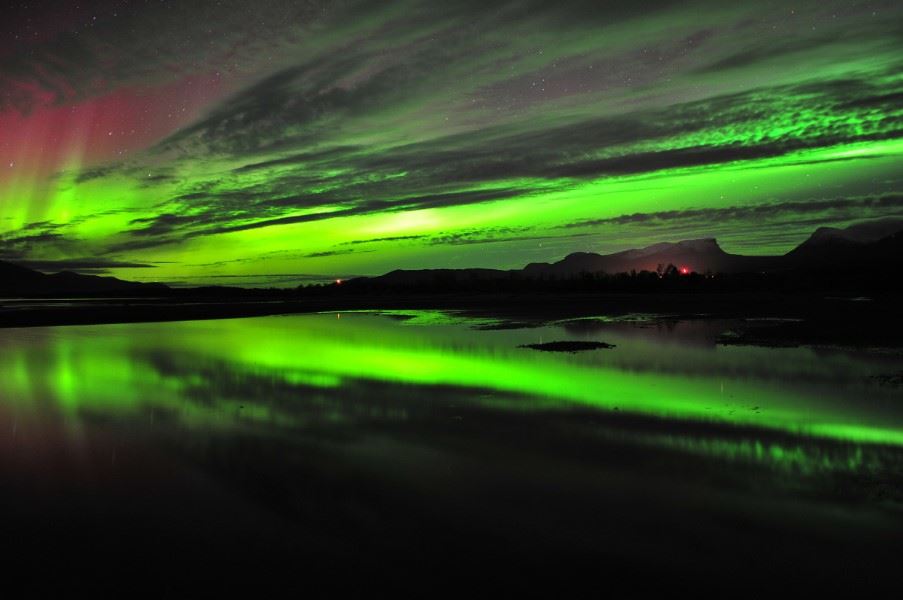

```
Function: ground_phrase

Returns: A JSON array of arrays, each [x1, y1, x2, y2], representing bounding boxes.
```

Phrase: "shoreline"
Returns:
[[1, 291, 901, 349]]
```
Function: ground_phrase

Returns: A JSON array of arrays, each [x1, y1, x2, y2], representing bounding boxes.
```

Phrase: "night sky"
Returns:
[[1, 1, 901, 286]]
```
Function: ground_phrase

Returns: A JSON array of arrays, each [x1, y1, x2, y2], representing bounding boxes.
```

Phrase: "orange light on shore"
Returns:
[[336, 279, 343, 285]]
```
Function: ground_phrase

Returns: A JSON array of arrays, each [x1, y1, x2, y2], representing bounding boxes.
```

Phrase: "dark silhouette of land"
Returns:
[[1, 219, 901, 347], [0, 260, 169, 296], [343, 217, 903, 290]]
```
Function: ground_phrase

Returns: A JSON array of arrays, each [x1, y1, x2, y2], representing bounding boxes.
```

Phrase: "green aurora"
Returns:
[[1, 1, 901, 286]]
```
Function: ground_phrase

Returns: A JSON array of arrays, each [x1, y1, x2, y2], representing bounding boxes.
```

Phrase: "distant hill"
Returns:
[[786, 217, 903, 269], [0, 261, 170, 297], [347, 219, 903, 288], [794, 217, 903, 248], [523, 238, 780, 277]]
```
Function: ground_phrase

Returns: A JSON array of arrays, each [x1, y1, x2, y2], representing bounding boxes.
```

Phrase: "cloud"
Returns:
[[303, 249, 374, 259], [561, 194, 903, 229], [341, 235, 428, 246], [15, 258, 157, 273], [429, 231, 593, 247], [0, 221, 76, 260], [0, 1, 338, 115], [117, 186, 536, 249], [73, 164, 123, 183]]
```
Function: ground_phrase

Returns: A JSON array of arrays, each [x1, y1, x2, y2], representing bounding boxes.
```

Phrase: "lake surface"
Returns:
[[1, 311, 901, 586]]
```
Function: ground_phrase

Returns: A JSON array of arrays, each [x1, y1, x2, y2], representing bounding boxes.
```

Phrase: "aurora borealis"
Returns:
[[2, 1, 902, 286]]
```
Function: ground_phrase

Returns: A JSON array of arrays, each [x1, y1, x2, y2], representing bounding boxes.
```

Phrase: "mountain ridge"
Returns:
[[353, 219, 903, 286], [0, 261, 170, 296]]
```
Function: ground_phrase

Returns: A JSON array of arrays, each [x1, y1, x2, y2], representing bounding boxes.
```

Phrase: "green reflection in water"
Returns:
[[0, 312, 901, 451]]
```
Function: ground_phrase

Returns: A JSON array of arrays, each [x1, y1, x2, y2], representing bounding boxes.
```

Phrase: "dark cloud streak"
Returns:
[[561, 194, 903, 229]]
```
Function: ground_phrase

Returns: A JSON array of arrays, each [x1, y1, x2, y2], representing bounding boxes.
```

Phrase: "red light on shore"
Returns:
[[679, 267, 690, 275]]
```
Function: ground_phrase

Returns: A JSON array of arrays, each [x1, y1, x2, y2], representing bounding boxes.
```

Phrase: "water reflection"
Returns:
[[2, 312, 901, 444], [1, 312, 901, 575]]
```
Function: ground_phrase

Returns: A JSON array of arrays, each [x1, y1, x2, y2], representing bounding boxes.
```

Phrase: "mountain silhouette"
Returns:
[[0, 261, 169, 296], [785, 217, 903, 269], [352, 219, 903, 287], [523, 238, 779, 277]]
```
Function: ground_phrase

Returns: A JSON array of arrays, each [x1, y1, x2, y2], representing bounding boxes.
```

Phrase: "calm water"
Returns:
[[1, 311, 902, 583]]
